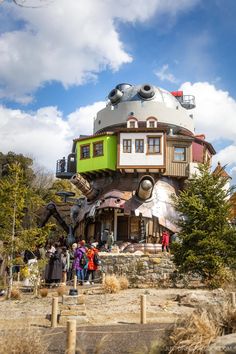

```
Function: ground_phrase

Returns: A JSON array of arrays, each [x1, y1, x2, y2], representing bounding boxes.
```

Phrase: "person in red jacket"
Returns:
[[84, 245, 99, 285], [162, 230, 170, 252]]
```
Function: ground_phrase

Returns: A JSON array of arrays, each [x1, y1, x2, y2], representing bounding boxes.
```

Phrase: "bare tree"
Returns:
[[0, 0, 54, 8]]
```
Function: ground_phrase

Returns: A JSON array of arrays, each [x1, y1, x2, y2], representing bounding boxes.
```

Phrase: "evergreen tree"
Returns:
[[172, 163, 236, 287], [0, 162, 49, 297]]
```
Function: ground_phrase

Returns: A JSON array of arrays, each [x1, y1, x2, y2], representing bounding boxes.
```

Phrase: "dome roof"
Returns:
[[107, 83, 180, 109], [94, 82, 195, 134]]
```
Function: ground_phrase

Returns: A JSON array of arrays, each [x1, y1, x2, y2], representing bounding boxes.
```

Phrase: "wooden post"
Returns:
[[66, 320, 76, 354], [73, 275, 77, 289], [102, 273, 106, 285], [17, 272, 20, 282], [140, 294, 147, 324], [230, 292, 236, 308], [51, 297, 58, 328]]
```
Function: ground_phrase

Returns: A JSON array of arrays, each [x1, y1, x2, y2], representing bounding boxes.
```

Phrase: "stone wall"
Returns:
[[98, 253, 176, 288]]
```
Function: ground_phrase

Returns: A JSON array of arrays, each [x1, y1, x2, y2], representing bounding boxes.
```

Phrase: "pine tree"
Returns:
[[0, 162, 49, 297], [172, 163, 236, 287]]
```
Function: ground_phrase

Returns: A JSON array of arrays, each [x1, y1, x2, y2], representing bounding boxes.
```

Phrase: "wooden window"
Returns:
[[93, 141, 103, 157], [147, 137, 160, 154], [80, 144, 90, 159], [149, 121, 155, 128], [129, 121, 136, 128], [135, 139, 144, 153], [174, 147, 186, 161], [123, 139, 132, 153]]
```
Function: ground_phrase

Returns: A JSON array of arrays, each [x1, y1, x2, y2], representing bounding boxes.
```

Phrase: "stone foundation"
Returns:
[[97, 252, 204, 288], [98, 252, 176, 287]]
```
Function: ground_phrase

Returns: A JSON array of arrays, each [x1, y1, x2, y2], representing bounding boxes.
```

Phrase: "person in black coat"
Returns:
[[45, 243, 63, 284]]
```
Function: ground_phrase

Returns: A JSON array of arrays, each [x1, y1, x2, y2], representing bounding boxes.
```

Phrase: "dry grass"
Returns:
[[67, 335, 108, 354], [118, 275, 129, 290], [57, 285, 67, 296], [169, 308, 220, 353], [0, 326, 48, 354], [221, 307, 236, 334], [10, 287, 21, 300], [103, 275, 120, 293], [169, 302, 236, 353], [39, 288, 48, 298], [132, 340, 166, 354]]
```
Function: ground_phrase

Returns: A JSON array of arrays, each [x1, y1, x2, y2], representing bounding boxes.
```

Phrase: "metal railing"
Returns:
[[181, 95, 196, 109]]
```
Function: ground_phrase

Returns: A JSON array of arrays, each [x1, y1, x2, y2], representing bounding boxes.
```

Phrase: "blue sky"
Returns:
[[0, 0, 236, 181]]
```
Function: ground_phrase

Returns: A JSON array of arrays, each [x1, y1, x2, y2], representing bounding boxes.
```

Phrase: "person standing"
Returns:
[[107, 231, 114, 251], [162, 230, 170, 252], [101, 229, 109, 247], [84, 245, 98, 285], [61, 247, 70, 284], [73, 240, 87, 285]]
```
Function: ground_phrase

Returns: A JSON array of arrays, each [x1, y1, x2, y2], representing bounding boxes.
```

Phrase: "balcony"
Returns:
[[180, 95, 196, 110], [56, 153, 76, 179]]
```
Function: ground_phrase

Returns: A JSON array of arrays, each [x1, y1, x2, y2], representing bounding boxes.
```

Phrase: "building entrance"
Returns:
[[117, 216, 129, 241]]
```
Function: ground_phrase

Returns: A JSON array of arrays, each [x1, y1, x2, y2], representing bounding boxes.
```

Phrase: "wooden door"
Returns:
[[117, 216, 129, 241]]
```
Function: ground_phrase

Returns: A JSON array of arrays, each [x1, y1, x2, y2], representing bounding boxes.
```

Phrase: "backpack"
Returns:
[[93, 252, 101, 266], [79, 251, 88, 268]]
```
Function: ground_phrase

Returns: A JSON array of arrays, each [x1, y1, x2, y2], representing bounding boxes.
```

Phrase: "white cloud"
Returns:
[[0, 101, 105, 171], [155, 64, 178, 83], [179, 81, 236, 182], [2, 78, 236, 186], [0, 0, 199, 102], [68, 101, 105, 137]]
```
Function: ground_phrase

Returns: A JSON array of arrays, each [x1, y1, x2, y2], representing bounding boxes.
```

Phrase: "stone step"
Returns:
[[62, 294, 84, 305], [60, 304, 86, 311], [59, 315, 88, 325], [60, 309, 87, 316]]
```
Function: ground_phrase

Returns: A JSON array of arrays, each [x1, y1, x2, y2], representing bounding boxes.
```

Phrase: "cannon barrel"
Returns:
[[136, 176, 154, 200], [70, 173, 99, 201]]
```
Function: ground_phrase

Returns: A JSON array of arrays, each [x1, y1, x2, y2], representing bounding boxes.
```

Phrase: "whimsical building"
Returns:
[[56, 83, 215, 243]]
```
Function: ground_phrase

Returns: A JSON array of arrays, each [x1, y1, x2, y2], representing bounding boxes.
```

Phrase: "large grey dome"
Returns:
[[94, 83, 195, 134], [108, 83, 181, 110]]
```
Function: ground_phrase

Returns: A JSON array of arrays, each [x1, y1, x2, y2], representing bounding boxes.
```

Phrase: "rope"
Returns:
[[43, 327, 167, 337]]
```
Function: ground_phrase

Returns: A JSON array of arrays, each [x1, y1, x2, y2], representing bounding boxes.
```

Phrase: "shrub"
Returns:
[[39, 288, 48, 298], [118, 275, 129, 290], [0, 326, 48, 354], [10, 288, 21, 300], [103, 275, 120, 293], [205, 267, 234, 289], [169, 308, 220, 353], [57, 286, 67, 296]]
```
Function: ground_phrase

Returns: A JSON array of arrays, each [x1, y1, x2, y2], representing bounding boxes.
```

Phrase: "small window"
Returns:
[[129, 121, 136, 128], [174, 147, 186, 161], [147, 137, 160, 154], [149, 121, 155, 128], [80, 144, 90, 159], [123, 139, 132, 153], [135, 139, 144, 153], [93, 141, 103, 157]]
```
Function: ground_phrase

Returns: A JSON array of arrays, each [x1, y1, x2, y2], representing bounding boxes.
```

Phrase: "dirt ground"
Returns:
[[0, 284, 215, 329], [0, 285, 231, 353]]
